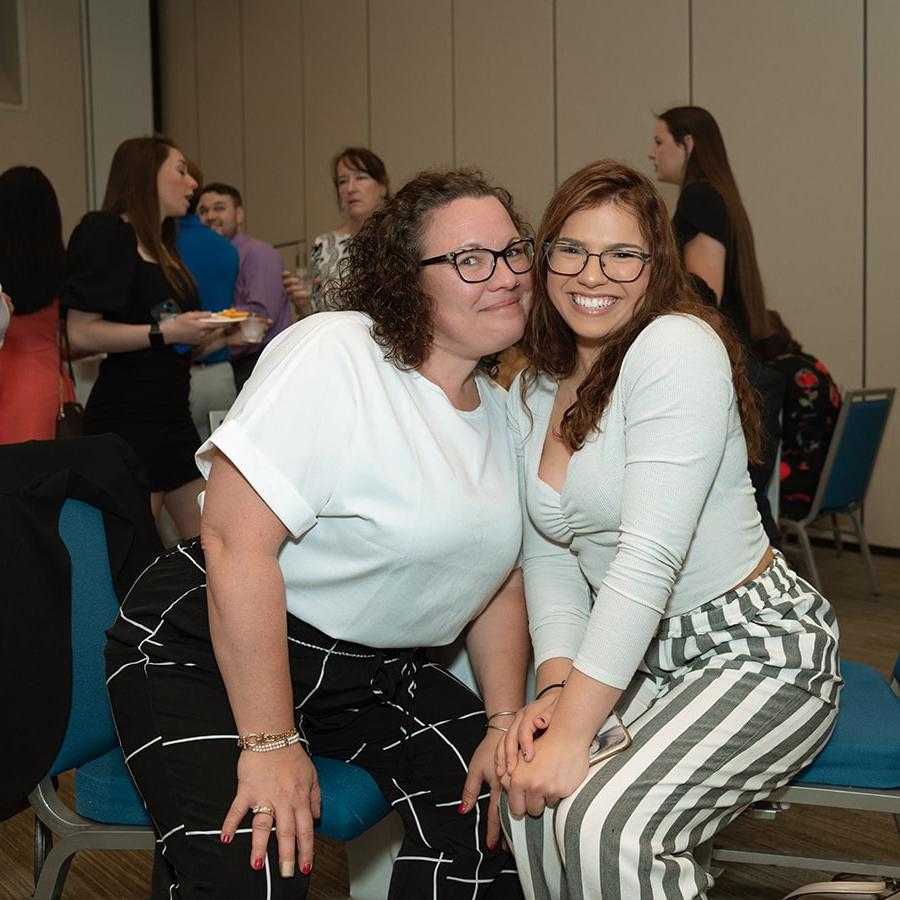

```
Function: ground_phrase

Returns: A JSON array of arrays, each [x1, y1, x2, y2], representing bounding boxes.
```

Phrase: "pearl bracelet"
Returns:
[[236, 728, 301, 752]]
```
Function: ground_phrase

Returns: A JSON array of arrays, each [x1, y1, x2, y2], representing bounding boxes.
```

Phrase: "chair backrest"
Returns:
[[48, 499, 120, 776], [808, 387, 895, 519]]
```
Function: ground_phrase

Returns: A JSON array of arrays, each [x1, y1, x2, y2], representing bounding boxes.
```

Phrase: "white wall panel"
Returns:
[[85, 0, 154, 208], [0, 0, 87, 234], [864, 0, 900, 547], [194, 0, 245, 192], [302, 0, 368, 248], [369, 0, 453, 190], [158, 0, 199, 162], [453, 0, 554, 229], [241, 0, 304, 249], [693, 0, 864, 393], [556, 0, 688, 213]]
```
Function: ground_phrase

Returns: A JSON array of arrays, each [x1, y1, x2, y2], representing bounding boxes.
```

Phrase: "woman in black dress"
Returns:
[[649, 107, 783, 544], [648, 105, 768, 345], [63, 135, 225, 538]]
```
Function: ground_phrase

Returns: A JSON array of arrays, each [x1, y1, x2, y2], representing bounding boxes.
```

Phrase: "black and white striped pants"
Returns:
[[106, 539, 524, 899], [500, 551, 841, 900]]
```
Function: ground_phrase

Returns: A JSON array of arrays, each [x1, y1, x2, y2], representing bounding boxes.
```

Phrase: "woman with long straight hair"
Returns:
[[649, 105, 768, 344], [498, 160, 840, 899], [63, 135, 226, 538], [0, 166, 67, 443]]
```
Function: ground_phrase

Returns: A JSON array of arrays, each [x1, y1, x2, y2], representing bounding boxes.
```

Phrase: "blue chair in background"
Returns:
[[711, 654, 900, 879], [29, 499, 155, 898], [780, 387, 895, 595], [30, 498, 391, 898]]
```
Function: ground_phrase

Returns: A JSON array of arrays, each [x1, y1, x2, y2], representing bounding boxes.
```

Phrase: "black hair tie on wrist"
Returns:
[[535, 680, 566, 700]]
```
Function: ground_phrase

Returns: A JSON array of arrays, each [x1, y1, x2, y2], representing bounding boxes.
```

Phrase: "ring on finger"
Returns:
[[251, 805, 275, 817]]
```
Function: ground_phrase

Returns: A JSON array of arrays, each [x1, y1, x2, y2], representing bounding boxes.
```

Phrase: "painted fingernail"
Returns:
[[301, 863, 312, 875], [253, 857, 265, 871], [487, 840, 496, 851], [280, 861, 295, 878], [457, 802, 467, 814], [220, 833, 231, 844]]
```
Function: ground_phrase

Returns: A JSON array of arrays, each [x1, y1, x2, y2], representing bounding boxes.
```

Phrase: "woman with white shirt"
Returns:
[[106, 168, 534, 899], [498, 160, 840, 900]]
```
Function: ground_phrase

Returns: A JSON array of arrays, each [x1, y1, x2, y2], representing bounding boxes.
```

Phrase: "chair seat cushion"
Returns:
[[75, 747, 391, 839], [312, 756, 391, 842], [794, 660, 900, 788], [76, 747, 151, 826]]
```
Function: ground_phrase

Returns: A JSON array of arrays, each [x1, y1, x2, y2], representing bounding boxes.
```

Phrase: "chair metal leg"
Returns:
[[849, 508, 881, 595], [28, 776, 155, 899], [32, 843, 75, 900], [33, 814, 53, 886], [831, 513, 843, 557]]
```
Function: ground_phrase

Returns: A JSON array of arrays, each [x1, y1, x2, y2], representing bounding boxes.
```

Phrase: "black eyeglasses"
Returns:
[[419, 238, 535, 284], [544, 241, 651, 283]]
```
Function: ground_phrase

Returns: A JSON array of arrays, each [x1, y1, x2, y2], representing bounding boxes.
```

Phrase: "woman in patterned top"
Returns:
[[306, 147, 390, 313], [755, 310, 842, 520]]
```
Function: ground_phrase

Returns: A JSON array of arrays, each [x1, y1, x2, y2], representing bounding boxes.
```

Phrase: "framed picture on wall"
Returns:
[[0, 0, 27, 111]]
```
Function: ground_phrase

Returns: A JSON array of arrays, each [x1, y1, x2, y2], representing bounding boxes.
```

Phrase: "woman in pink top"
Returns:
[[0, 166, 67, 444]]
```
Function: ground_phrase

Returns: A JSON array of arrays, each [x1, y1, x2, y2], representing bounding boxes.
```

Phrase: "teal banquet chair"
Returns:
[[29, 496, 392, 897], [779, 387, 895, 595], [711, 653, 900, 879]]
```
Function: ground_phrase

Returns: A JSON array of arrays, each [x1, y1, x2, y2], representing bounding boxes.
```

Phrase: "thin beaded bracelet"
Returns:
[[237, 728, 301, 752], [535, 680, 566, 700]]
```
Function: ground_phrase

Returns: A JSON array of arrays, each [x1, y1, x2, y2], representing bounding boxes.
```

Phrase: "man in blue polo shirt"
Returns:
[[177, 162, 240, 441]]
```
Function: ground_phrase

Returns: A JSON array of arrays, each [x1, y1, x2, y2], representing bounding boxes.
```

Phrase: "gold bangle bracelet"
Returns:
[[486, 724, 509, 733], [486, 710, 518, 722], [236, 728, 300, 751]]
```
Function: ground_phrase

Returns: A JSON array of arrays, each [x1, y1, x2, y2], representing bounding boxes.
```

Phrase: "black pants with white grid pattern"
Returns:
[[106, 539, 523, 899]]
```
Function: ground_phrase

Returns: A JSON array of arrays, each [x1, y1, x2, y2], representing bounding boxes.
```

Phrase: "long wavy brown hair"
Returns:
[[521, 159, 762, 462], [659, 106, 768, 342], [102, 134, 196, 301], [336, 168, 529, 370]]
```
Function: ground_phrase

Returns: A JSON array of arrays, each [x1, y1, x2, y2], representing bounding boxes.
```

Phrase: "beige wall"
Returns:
[[0, 0, 154, 232], [156, 0, 899, 548], [865, 0, 900, 548], [10, 1, 900, 547], [0, 0, 87, 234]]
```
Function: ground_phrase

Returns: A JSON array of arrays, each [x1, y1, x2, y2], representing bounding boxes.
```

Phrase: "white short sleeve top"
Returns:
[[197, 311, 521, 648]]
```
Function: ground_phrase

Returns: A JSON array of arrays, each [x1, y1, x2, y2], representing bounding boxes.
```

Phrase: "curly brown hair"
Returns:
[[334, 168, 530, 370], [521, 159, 762, 463]]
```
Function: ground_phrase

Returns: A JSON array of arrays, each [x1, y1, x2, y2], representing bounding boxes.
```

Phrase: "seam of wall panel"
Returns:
[[239, 0, 247, 225], [552, 0, 557, 187], [450, 0, 456, 167], [688, 0, 693, 103], [862, 0, 868, 388], [79, 0, 96, 209], [192, 0, 200, 162], [366, 0, 372, 147], [299, 0, 306, 252]]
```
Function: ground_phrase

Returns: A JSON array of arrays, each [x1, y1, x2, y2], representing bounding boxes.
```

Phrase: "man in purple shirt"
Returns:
[[197, 182, 292, 390]]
